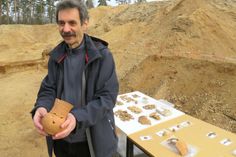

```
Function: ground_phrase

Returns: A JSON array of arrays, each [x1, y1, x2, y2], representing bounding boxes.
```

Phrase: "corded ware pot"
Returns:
[[41, 98, 73, 135]]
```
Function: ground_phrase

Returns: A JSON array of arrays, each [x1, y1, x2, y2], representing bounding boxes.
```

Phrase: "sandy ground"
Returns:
[[0, 0, 236, 156]]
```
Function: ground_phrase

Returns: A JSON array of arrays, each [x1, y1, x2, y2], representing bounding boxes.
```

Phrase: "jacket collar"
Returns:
[[50, 34, 108, 64]]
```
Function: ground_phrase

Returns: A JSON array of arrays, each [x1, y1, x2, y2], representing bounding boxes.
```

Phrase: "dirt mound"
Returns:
[[0, 0, 236, 157], [120, 55, 236, 132], [88, 0, 236, 78], [0, 24, 60, 63]]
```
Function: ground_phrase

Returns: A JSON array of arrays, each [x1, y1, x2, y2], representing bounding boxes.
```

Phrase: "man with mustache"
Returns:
[[31, 0, 119, 157]]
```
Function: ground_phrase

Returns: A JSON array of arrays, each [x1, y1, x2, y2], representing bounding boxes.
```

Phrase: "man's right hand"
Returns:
[[33, 107, 48, 136]]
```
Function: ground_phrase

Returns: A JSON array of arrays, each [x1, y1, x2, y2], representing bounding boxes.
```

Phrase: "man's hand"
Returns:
[[33, 107, 48, 136], [52, 113, 76, 140]]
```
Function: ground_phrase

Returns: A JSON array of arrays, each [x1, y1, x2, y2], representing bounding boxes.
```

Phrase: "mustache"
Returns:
[[61, 32, 76, 37]]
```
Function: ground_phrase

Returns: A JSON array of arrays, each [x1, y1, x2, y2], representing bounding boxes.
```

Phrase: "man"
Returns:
[[31, 0, 119, 157]]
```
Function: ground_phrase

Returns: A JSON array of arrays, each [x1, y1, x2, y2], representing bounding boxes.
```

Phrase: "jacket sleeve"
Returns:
[[31, 57, 57, 117], [71, 49, 119, 129]]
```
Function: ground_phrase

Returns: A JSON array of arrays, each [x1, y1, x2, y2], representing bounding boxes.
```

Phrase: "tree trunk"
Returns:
[[14, 0, 17, 23], [32, 0, 35, 24], [17, 1, 20, 24], [40, 1, 44, 24], [6, 0, 10, 24], [29, 0, 32, 24], [47, 0, 54, 23], [86, 0, 94, 9], [0, 0, 2, 24]]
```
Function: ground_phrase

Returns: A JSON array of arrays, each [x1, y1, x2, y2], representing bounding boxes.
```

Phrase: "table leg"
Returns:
[[126, 137, 134, 157]]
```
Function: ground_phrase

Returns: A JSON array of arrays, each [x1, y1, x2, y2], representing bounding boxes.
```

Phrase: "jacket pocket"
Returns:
[[107, 118, 118, 139]]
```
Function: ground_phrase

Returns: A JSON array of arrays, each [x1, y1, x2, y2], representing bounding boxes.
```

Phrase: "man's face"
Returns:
[[57, 8, 88, 48]]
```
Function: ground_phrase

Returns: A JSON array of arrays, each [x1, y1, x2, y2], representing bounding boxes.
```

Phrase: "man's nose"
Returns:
[[63, 23, 70, 32]]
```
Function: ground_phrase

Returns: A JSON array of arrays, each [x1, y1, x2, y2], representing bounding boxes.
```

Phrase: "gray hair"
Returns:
[[56, 0, 89, 24]]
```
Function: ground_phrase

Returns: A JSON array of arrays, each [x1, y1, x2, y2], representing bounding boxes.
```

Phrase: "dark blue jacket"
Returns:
[[31, 34, 119, 157]]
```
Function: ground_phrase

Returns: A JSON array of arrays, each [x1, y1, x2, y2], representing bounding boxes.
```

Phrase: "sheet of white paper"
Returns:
[[114, 91, 185, 135]]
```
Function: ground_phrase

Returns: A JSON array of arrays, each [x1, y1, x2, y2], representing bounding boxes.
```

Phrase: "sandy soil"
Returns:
[[0, 0, 236, 156]]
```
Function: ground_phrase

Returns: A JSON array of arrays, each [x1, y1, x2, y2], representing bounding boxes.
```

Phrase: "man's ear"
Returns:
[[82, 20, 89, 32]]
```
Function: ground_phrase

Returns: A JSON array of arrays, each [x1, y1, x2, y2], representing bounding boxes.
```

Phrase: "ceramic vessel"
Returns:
[[41, 98, 73, 135]]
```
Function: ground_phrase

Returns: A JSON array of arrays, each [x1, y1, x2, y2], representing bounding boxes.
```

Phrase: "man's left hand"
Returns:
[[52, 113, 76, 140]]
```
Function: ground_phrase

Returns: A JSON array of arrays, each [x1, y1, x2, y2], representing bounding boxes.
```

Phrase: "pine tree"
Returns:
[[0, 0, 2, 24], [46, 0, 56, 23], [86, 0, 94, 9], [98, 0, 107, 6]]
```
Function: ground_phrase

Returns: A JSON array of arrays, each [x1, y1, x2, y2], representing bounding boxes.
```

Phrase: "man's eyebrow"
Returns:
[[57, 20, 65, 23], [58, 20, 77, 24], [68, 20, 77, 23]]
